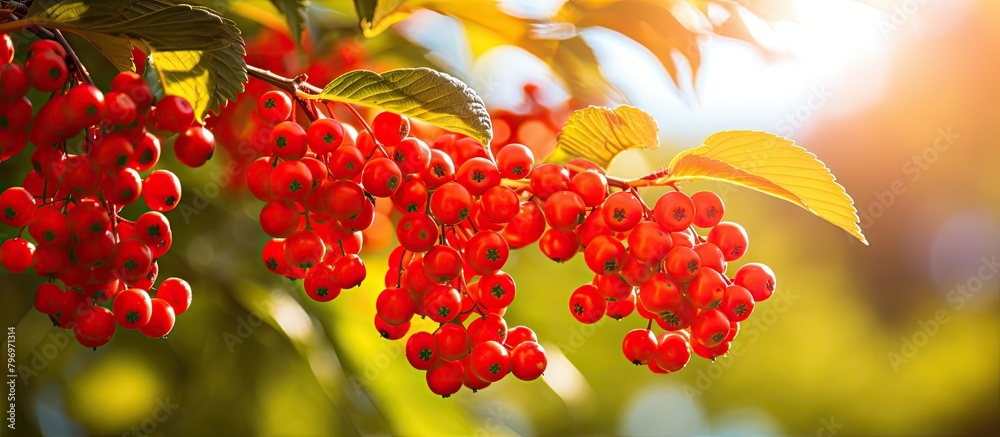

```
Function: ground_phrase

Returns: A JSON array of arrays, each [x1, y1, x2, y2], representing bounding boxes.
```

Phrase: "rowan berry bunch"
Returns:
[[0, 34, 200, 348], [533, 170, 778, 373]]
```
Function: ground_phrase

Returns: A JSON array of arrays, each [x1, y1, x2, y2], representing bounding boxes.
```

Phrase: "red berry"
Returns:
[[392, 137, 432, 175], [664, 246, 701, 283], [495, 143, 534, 179], [638, 272, 683, 314], [505, 326, 537, 347], [111, 72, 153, 113], [569, 284, 606, 324], [372, 112, 410, 147], [143, 170, 182, 212], [0, 33, 13, 64], [653, 191, 695, 232], [425, 358, 463, 397], [361, 157, 403, 198], [330, 253, 366, 288], [174, 125, 216, 168], [429, 181, 473, 225], [539, 228, 580, 263], [307, 118, 346, 154], [1, 238, 34, 273], [464, 230, 509, 275], [686, 268, 727, 310], [434, 323, 471, 361], [501, 201, 545, 249], [691, 191, 725, 228], [456, 157, 500, 196], [419, 149, 455, 189], [406, 331, 440, 370], [510, 341, 547, 380], [655, 332, 691, 372], [602, 191, 643, 232], [113, 288, 153, 329], [157, 277, 192, 315], [628, 221, 672, 265], [154, 95, 195, 132], [0, 187, 35, 227], [583, 235, 627, 276], [284, 230, 326, 269], [734, 262, 776, 301], [424, 285, 461, 323], [74, 306, 117, 348], [376, 287, 416, 326], [543, 191, 586, 232], [259, 200, 301, 238], [708, 221, 749, 261], [257, 90, 293, 124], [270, 160, 313, 201], [270, 121, 308, 160], [140, 298, 176, 338], [691, 308, 731, 348], [303, 263, 341, 301], [622, 329, 658, 365], [529, 164, 570, 200], [375, 315, 410, 340], [471, 340, 510, 383], [423, 245, 463, 282], [26, 51, 67, 93], [396, 212, 439, 253]]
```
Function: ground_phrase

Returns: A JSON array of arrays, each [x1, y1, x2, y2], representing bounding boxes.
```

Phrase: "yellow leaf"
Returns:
[[544, 106, 659, 169], [662, 131, 868, 244], [355, 0, 528, 43]]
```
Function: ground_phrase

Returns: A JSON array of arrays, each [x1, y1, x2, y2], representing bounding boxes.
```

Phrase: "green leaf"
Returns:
[[143, 56, 165, 102], [269, 0, 309, 41], [661, 131, 867, 244], [544, 105, 659, 169], [13, 0, 246, 122], [304, 68, 493, 145]]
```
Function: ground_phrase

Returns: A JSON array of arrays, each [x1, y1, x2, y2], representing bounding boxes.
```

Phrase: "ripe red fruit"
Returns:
[[628, 221, 672, 265], [708, 221, 749, 261], [140, 298, 176, 338], [434, 323, 472, 362], [456, 157, 500, 196], [157, 277, 192, 315], [495, 143, 534, 179], [693, 242, 726, 274], [691, 308, 731, 348], [307, 118, 346, 154], [361, 157, 403, 198], [539, 229, 580, 263], [655, 332, 691, 372], [663, 246, 701, 283], [638, 272, 683, 314], [429, 181, 472, 225], [734, 262, 776, 301], [284, 230, 326, 269], [686, 268, 728, 310], [480, 186, 519, 224], [111, 71, 153, 113], [376, 287, 416, 326], [691, 191, 725, 228], [113, 288, 153, 329], [113, 238, 154, 284], [0, 187, 35, 227], [502, 201, 545, 249], [142, 170, 181, 212], [303, 263, 341, 302], [653, 191, 695, 232], [174, 125, 216, 168], [0, 33, 12, 64], [423, 245, 463, 282], [606, 292, 636, 320], [104, 92, 138, 127], [505, 326, 537, 348], [270, 121, 308, 160], [464, 230, 509, 275], [424, 285, 461, 323], [74, 306, 117, 349], [720, 284, 754, 322], [154, 95, 195, 132], [1, 238, 35, 273], [392, 137, 432, 175], [510, 341, 547, 381], [622, 329, 658, 365], [375, 315, 410, 340], [396, 212, 439, 253], [471, 340, 511, 383], [372, 111, 410, 147], [257, 90, 293, 124], [425, 359, 463, 397], [406, 331, 440, 370], [583, 235, 627, 276], [543, 191, 586, 232], [131, 133, 161, 172], [63, 84, 105, 129], [34, 283, 63, 315], [529, 164, 570, 200], [692, 339, 731, 360], [602, 191, 643, 232], [259, 200, 301, 238], [569, 284, 606, 324], [330, 254, 366, 288], [0, 63, 29, 103], [26, 51, 67, 92], [135, 211, 170, 247]]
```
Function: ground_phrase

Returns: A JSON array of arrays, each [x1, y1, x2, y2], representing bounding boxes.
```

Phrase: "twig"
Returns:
[[51, 29, 93, 85]]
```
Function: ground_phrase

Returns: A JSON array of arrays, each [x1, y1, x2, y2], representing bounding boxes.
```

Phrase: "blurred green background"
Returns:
[[2, 0, 999, 436]]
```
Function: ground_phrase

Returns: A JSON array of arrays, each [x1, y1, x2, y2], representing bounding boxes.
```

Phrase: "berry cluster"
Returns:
[[535, 175, 778, 372], [0, 35, 198, 347], [247, 88, 548, 396]]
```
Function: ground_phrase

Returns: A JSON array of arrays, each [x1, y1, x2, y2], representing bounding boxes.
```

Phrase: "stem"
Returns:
[[52, 29, 93, 86], [339, 102, 387, 159]]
